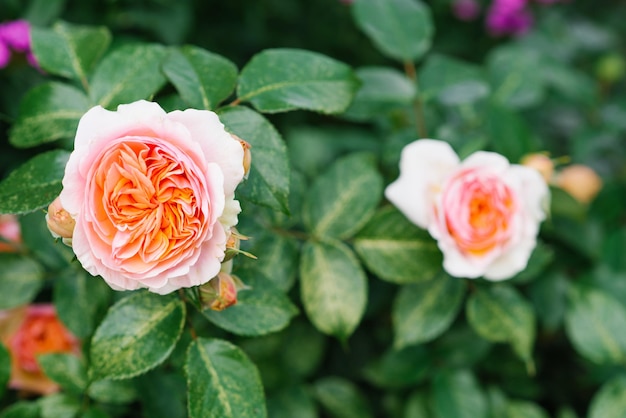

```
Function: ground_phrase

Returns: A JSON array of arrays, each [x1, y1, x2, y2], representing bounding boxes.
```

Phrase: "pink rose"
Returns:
[[385, 139, 549, 280], [59, 100, 245, 294], [0, 304, 80, 395]]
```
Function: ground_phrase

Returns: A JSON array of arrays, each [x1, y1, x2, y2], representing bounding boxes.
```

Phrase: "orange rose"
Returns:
[[0, 304, 80, 395]]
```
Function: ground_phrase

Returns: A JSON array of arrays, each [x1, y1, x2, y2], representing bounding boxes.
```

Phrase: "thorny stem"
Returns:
[[404, 60, 428, 138]]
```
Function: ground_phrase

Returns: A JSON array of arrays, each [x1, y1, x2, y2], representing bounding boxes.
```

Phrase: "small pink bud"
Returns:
[[556, 164, 603, 204], [46, 197, 75, 243], [520, 153, 554, 183], [200, 272, 244, 311], [0, 214, 21, 252]]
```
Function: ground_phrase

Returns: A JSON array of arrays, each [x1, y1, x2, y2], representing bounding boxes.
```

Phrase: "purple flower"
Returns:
[[0, 41, 10, 68], [452, 0, 481, 21], [0, 19, 37, 69], [0, 20, 31, 52], [486, 0, 533, 36]]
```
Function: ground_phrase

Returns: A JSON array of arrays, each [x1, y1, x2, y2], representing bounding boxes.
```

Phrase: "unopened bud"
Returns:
[[199, 272, 246, 311], [231, 134, 251, 179], [46, 197, 75, 245], [223, 228, 252, 262], [521, 153, 554, 183], [556, 164, 603, 204]]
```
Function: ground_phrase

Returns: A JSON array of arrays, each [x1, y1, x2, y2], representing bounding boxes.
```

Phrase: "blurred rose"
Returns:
[[0, 215, 21, 252], [0, 304, 80, 395], [521, 153, 554, 183], [58, 100, 245, 294], [386, 139, 549, 280], [556, 164, 603, 204]]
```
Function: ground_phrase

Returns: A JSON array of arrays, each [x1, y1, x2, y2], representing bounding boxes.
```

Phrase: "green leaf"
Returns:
[[80, 407, 110, 418], [0, 253, 44, 309], [486, 103, 535, 163], [267, 385, 318, 418], [88, 378, 138, 404], [588, 375, 626, 418], [39, 393, 80, 418], [202, 272, 299, 336], [162, 46, 238, 110], [53, 267, 112, 339], [186, 338, 266, 418], [136, 370, 186, 418], [31, 21, 111, 86], [90, 43, 168, 108], [19, 211, 74, 270], [419, 54, 490, 105], [0, 343, 9, 400], [0, 401, 41, 418], [89, 292, 185, 380], [393, 273, 465, 348], [240, 233, 300, 291], [431, 370, 488, 418], [0, 150, 70, 214], [344, 66, 416, 120], [303, 153, 383, 239], [313, 376, 373, 418], [505, 400, 549, 418], [300, 239, 367, 340], [466, 285, 536, 371], [404, 391, 431, 418], [351, 0, 433, 62], [487, 45, 545, 109], [565, 284, 626, 364], [354, 207, 442, 283], [9, 82, 90, 148], [38, 353, 87, 395], [237, 48, 359, 114], [362, 345, 430, 389], [219, 106, 290, 213]]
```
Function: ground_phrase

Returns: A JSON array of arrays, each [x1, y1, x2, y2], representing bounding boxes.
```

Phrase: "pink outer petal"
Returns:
[[0, 20, 31, 52], [0, 41, 10, 68], [385, 139, 460, 229], [167, 109, 244, 198]]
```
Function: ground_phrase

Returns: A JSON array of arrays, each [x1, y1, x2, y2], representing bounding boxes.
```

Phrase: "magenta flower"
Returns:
[[486, 0, 533, 36], [0, 19, 37, 69]]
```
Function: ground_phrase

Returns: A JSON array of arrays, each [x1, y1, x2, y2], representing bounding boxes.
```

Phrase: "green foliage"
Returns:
[[89, 292, 185, 380], [0, 150, 69, 214], [300, 238, 367, 340], [186, 338, 266, 418], [0, 0, 624, 416], [237, 48, 359, 114], [162, 46, 238, 110]]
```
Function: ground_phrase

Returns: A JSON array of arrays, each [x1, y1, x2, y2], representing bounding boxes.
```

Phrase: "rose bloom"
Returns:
[[386, 139, 549, 280], [0, 214, 21, 252], [0, 304, 80, 395], [58, 100, 245, 294]]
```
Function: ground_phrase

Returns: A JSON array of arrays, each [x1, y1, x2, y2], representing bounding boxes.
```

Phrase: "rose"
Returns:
[[385, 139, 549, 280], [0, 214, 20, 253], [0, 304, 80, 395], [58, 100, 245, 294]]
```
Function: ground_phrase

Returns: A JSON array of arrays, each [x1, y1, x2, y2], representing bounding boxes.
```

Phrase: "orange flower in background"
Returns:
[[0, 214, 20, 253], [0, 304, 80, 395]]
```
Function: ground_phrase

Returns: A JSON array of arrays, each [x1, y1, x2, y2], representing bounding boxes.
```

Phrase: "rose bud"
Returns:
[[199, 272, 247, 311], [520, 153, 554, 183], [46, 197, 75, 245], [231, 134, 251, 179], [556, 164, 603, 204], [0, 214, 21, 253]]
